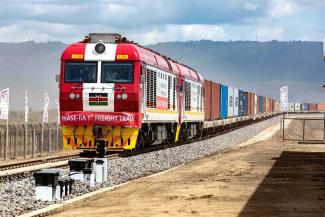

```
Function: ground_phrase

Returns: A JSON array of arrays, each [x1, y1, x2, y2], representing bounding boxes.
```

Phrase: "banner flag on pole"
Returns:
[[42, 92, 50, 123], [280, 86, 288, 112], [25, 91, 28, 123], [55, 99, 60, 125], [0, 88, 9, 120]]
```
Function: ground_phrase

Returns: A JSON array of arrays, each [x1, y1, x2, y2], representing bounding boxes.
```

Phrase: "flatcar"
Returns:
[[58, 33, 278, 155]]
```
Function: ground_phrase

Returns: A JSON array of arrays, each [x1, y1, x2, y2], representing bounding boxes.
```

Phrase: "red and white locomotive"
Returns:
[[59, 33, 204, 154]]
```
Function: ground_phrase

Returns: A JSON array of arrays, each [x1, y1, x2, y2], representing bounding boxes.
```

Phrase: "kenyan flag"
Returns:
[[89, 93, 108, 106]]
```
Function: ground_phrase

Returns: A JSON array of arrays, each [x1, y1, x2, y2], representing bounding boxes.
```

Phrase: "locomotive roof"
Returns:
[[61, 39, 204, 83]]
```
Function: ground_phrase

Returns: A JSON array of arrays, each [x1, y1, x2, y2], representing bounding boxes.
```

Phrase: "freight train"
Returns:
[[58, 33, 279, 155]]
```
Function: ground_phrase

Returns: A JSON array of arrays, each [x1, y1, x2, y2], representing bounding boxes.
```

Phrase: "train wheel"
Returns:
[[136, 133, 145, 150]]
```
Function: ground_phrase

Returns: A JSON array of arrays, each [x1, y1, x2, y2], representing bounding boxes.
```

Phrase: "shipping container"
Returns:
[[220, 85, 228, 119], [266, 98, 269, 113], [259, 96, 263, 113], [294, 103, 301, 111], [228, 86, 234, 117], [303, 103, 309, 111], [234, 88, 239, 117], [288, 103, 295, 111], [317, 103, 325, 111], [247, 92, 252, 115], [274, 101, 281, 113], [254, 94, 258, 114], [309, 103, 317, 111], [243, 92, 248, 116], [204, 80, 212, 120], [250, 93, 255, 115], [239, 90, 247, 116], [211, 82, 221, 120], [262, 97, 266, 113]]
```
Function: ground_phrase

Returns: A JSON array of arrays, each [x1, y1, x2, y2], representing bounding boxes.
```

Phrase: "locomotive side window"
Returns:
[[65, 62, 97, 83], [101, 63, 133, 83]]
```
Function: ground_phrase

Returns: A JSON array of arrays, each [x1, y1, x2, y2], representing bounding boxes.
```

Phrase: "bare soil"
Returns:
[[50, 129, 325, 217]]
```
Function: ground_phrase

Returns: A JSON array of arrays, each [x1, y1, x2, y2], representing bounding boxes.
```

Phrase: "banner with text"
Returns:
[[25, 91, 28, 123], [280, 86, 288, 112], [0, 88, 9, 120], [42, 92, 50, 123], [60, 111, 140, 127]]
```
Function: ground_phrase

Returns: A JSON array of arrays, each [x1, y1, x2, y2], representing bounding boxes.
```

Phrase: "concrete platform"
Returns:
[[32, 126, 325, 217]]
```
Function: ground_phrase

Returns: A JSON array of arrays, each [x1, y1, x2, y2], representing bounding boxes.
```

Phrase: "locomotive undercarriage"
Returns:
[[138, 122, 203, 148], [62, 122, 203, 157]]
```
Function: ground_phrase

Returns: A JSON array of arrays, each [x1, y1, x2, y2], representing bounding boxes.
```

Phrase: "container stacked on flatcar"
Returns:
[[204, 80, 277, 122]]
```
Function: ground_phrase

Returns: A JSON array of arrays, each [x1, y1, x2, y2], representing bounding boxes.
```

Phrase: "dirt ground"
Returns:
[[50, 126, 325, 217]]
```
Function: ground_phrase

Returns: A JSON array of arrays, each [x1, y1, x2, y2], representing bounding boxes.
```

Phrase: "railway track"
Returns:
[[0, 154, 81, 172], [0, 115, 277, 182], [0, 153, 119, 182]]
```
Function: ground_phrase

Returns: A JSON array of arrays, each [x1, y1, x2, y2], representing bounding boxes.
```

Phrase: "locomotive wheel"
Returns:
[[136, 132, 145, 150]]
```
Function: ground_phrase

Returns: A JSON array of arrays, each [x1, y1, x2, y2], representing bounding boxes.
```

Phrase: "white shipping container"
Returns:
[[227, 86, 234, 117], [289, 103, 295, 111], [294, 103, 301, 111], [233, 88, 239, 117]]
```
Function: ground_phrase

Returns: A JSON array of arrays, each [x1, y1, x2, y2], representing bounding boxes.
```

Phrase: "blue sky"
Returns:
[[0, 0, 324, 44]]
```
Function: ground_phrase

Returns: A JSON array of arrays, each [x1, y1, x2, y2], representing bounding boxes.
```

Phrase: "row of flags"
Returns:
[[0, 87, 60, 124]]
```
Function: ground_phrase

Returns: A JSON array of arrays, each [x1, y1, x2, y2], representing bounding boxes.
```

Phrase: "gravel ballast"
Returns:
[[0, 117, 280, 216]]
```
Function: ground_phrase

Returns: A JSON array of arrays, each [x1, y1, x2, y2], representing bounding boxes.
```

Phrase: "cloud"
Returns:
[[269, 0, 299, 18], [131, 24, 226, 44], [0, 0, 324, 43]]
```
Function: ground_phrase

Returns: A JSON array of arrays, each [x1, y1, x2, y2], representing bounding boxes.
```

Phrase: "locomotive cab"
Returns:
[[60, 33, 142, 154]]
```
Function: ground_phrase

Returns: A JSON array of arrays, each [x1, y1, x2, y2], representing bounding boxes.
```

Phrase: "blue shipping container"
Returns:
[[303, 103, 309, 111], [239, 90, 244, 116], [220, 85, 228, 119], [259, 96, 263, 113], [239, 90, 248, 116], [243, 92, 248, 116]]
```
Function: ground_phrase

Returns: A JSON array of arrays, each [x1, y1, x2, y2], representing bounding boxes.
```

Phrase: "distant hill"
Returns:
[[148, 41, 325, 103], [0, 40, 324, 113]]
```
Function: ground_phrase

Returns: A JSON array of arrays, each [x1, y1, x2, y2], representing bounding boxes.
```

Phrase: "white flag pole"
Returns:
[[5, 88, 9, 160], [55, 99, 60, 152], [42, 92, 50, 156], [0, 88, 10, 159], [24, 91, 28, 158]]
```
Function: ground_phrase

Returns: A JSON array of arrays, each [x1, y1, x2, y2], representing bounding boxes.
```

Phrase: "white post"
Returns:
[[24, 122, 27, 158], [41, 122, 44, 156], [5, 118, 8, 160], [56, 124, 59, 152]]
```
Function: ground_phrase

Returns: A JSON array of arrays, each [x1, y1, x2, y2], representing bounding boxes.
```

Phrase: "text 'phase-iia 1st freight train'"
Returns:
[[59, 33, 279, 155]]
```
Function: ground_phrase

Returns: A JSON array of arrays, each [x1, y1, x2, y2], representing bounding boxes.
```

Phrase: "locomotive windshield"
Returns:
[[65, 62, 97, 83], [101, 62, 133, 83]]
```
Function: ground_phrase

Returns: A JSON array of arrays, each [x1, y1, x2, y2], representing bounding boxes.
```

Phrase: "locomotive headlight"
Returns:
[[95, 42, 105, 54], [76, 93, 80, 99], [122, 93, 128, 100], [69, 93, 76, 100], [117, 94, 122, 99]]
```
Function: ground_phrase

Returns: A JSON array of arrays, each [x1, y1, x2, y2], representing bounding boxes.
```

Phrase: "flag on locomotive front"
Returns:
[[89, 93, 108, 106]]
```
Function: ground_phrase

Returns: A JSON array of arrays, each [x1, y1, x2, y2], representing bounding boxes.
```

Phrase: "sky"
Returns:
[[0, 0, 324, 44]]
